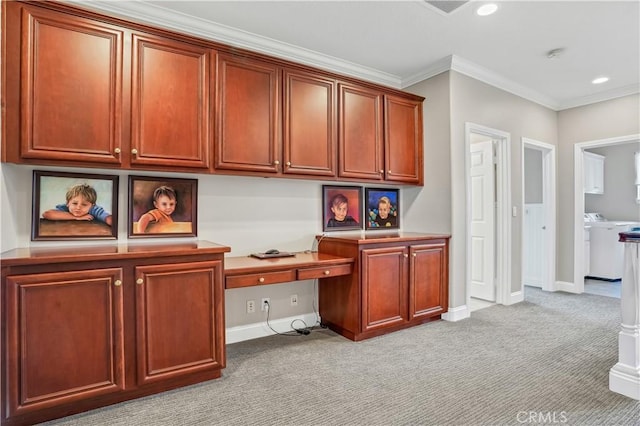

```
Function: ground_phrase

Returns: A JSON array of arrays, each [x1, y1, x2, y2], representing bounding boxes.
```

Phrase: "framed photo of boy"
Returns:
[[365, 187, 399, 230], [322, 185, 362, 232], [32, 170, 118, 241], [128, 176, 198, 238]]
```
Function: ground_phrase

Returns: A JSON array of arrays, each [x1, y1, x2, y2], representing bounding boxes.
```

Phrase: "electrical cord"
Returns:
[[263, 300, 317, 336]]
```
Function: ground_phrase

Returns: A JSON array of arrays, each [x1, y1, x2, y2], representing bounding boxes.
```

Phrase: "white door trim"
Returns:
[[522, 138, 557, 292], [572, 133, 640, 293], [465, 122, 512, 308]]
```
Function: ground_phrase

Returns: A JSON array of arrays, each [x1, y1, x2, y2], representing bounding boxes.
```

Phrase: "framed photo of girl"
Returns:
[[322, 185, 363, 232], [128, 175, 197, 238], [32, 170, 118, 241], [365, 187, 399, 230]]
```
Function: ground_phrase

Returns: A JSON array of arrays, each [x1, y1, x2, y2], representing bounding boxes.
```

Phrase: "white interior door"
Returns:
[[470, 139, 496, 301], [523, 203, 544, 287]]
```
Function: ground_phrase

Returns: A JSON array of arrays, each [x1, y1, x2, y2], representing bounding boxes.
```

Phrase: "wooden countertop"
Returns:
[[225, 251, 354, 275], [0, 240, 231, 267], [316, 231, 450, 244]]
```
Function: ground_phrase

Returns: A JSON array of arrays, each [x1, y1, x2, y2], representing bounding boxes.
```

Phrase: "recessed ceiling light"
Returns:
[[476, 3, 498, 16], [592, 77, 609, 84]]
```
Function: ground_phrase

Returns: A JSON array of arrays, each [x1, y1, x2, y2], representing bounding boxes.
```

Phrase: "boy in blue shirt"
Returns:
[[43, 183, 112, 226]]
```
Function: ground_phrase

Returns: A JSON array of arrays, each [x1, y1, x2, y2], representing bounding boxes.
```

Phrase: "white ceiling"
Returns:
[[71, 0, 640, 111]]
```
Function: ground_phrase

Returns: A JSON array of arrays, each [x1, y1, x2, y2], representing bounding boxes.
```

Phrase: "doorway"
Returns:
[[522, 138, 556, 292], [573, 134, 640, 294], [465, 123, 512, 308]]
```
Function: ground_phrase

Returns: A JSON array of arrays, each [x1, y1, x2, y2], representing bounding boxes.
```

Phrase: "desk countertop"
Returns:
[[224, 251, 354, 275]]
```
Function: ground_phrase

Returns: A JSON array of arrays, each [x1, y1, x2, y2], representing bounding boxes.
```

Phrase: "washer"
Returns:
[[584, 213, 640, 280]]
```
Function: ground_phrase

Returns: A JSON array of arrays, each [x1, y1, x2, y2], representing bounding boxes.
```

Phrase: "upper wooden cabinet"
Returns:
[[384, 95, 423, 185], [4, 3, 125, 166], [283, 69, 336, 177], [215, 54, 280, 173], [130, 33, 213, 170], [338, 85, 424, 185], [3, 2, 213, 172], [2, 1, 423, 185], [338, 83, 384, 181]]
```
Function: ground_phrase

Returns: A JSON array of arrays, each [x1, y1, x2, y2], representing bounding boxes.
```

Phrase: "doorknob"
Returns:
[[542, 226, 546, 230]]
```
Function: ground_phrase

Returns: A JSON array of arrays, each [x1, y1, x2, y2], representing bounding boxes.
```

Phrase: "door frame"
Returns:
[[465, 122, 512, 308], [521, 138, 557, 292], [572, 133, 640, 293]]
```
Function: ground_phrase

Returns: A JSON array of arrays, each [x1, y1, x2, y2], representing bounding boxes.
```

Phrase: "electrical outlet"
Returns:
[[290, 294, 298, 306], [261, 298, 270, 311], [246, 300, 256, 314]]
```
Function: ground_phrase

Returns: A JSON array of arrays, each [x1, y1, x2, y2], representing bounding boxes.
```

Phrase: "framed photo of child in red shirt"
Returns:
[[128, 175, 197, 238]]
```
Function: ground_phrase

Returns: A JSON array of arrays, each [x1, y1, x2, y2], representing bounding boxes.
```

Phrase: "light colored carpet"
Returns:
[[42, 287, 640, 425]]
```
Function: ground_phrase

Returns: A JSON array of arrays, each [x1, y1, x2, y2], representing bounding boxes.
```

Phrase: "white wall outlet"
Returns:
[[246, 300, 256, 314], [290, 294, 298, 306], [261, 298, 270, 311]]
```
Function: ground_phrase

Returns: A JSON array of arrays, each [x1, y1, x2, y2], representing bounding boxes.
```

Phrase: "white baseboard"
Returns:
[[226, 313, 319, 344], [507, 290, 524, 305], [442, 305, 470, 322], [556, 280, 579, 293]]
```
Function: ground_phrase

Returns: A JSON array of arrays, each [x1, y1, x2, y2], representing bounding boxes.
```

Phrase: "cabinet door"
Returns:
[[5, 269, 124, 417], [409, 242, 448, 319], [135, 261, 225, 385], [283, 69, 336, 176], [216, 54, 280, 173], [131, 33, 213, 170], [15, 4, 124, 165], [384, 95, 423, 185], [583, 152, 604, 194], [338, 83, 384, 181], [361, 246, 407, 331]]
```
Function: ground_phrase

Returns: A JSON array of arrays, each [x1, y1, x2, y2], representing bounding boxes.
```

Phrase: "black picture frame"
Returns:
[[128, 175, 198, 238], [322, 185, 363, 231], [365, 187, 400, 230], [32, 170, 118, 241]]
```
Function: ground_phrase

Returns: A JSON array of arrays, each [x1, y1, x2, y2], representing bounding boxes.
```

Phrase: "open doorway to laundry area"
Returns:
[[573, 134, 640, 297]]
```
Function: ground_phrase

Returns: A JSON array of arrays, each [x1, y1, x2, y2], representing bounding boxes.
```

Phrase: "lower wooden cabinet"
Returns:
[[1, 241, 229, 426], [318, 233, 449, 341]]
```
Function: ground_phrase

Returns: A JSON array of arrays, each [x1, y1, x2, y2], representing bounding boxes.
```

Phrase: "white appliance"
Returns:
[[584, 213, 640, 280]]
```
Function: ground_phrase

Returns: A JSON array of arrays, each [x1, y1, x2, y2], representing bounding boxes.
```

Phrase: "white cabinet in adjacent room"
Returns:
[[584, 151, 605, 194]]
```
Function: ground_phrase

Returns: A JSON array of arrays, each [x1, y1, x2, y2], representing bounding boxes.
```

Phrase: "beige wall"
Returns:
[[557, 94, 640, 282]]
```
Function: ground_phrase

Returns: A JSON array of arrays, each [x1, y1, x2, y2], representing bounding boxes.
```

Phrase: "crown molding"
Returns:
[[63, 0, 402, 88], [557, 84, 640, 111]]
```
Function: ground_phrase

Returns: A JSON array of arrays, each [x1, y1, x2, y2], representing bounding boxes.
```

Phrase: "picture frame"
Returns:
[[322, 185, 363, 231], [128, 175, 198, 238], [365, 187, 400, 230], [32, 170, 118, 241]]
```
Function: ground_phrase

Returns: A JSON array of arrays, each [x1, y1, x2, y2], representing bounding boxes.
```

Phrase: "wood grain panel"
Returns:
[[131, 33, 212, 169], [5, 269, 124, 416]]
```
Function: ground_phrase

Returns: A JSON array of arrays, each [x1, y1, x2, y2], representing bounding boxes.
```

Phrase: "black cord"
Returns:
[[264, 301, 312, 337]]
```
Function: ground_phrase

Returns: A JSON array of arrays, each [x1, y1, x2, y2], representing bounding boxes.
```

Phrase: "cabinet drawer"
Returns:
[[225, 270, 297, 288], [297, 263, 352, 280]]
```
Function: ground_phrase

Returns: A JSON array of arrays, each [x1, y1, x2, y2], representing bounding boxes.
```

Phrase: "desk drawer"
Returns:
[[297, 263, 352, 280], [226, 270, 297, 289]]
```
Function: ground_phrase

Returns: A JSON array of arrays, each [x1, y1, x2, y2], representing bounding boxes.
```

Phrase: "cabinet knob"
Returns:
[[114, 280, 122, 286], [131, 148, 138, 155], [324, 270, 330, 275], [379, 170, 384, 174], [259, 277, 265, 283], [404, 253, 408, 258], [388, 170, 392, 174], [286, 161, 291, 167], [136, 278, 144, 285], [413, 253, 417, 257], [114, 147, 121, 154], [274, 160, 280, 166]]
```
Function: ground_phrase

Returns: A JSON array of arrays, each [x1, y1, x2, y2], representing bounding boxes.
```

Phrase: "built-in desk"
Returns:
[[224, 252, 354, 289]]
